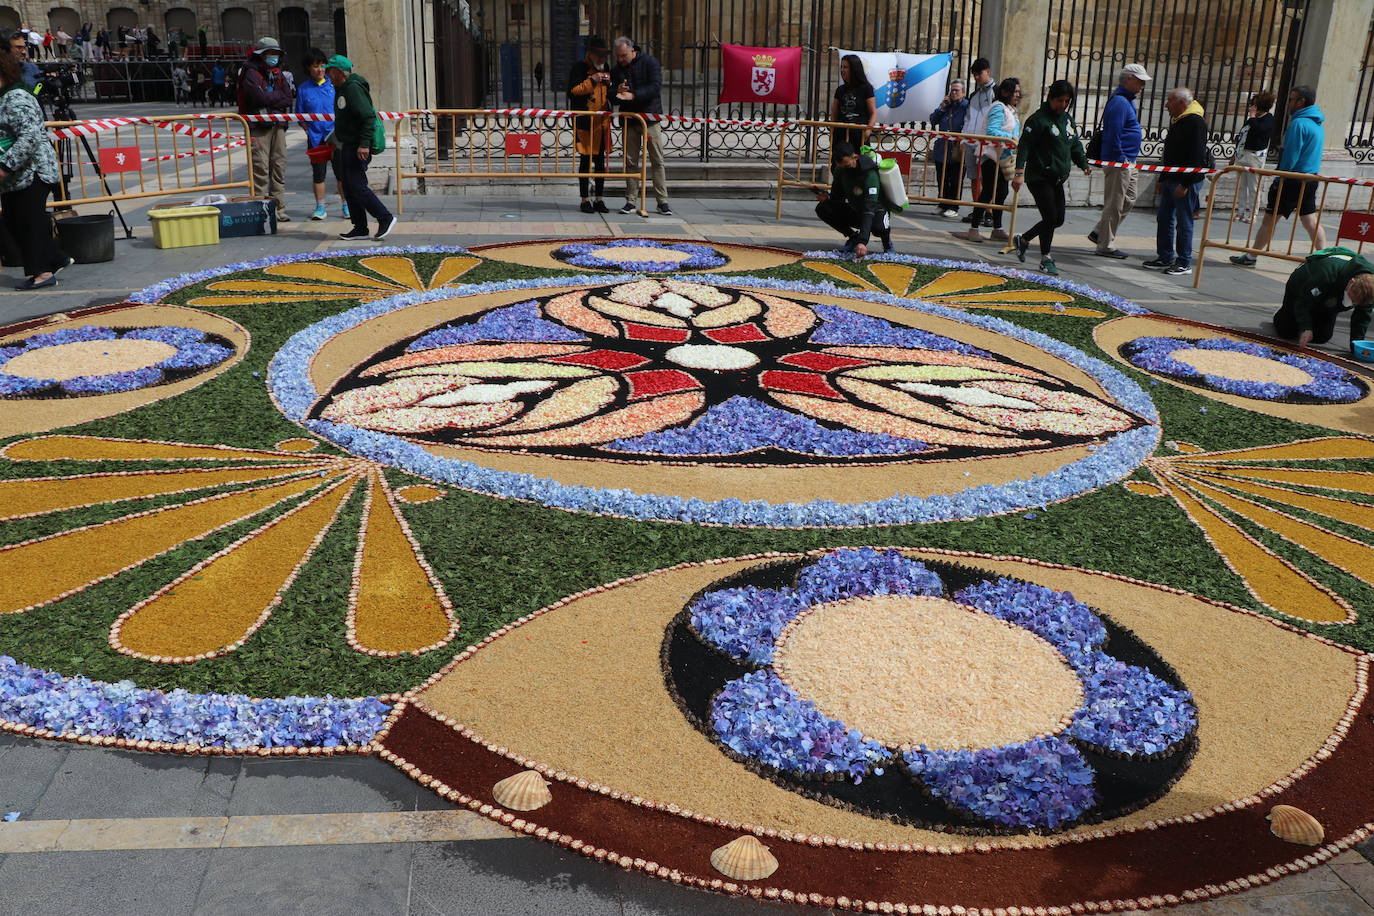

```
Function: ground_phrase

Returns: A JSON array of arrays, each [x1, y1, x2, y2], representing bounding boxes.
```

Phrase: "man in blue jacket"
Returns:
[[611, 36, 671, 216], [1088, 64, 1149, 258], [1232, 86, 1326, 266]]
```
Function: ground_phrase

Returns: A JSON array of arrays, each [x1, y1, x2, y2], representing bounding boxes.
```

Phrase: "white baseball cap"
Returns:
[[1120, 63, 1152, 82]]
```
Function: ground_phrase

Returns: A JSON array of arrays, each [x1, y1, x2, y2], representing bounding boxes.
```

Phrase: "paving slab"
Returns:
[[406, 838, 623, 916], [0, 848, 212, 916], [192, 843, 411, 916]]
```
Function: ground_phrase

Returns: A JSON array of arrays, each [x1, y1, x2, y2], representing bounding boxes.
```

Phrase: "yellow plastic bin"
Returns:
[[149, 206, 221, 250]]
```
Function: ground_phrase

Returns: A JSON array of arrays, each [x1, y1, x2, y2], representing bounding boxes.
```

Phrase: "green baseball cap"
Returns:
[[324, 54, 352, 72]]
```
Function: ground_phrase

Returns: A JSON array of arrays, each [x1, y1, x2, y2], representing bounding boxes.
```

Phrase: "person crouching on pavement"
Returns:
[[815, 141, 892, 257], [1274, 246, 1374, 355], [0, 49, 72, 289], [327, 55, 397, 241]]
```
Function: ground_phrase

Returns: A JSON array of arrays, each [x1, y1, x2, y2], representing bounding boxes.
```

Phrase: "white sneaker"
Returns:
[[372, 215, 398, 241]]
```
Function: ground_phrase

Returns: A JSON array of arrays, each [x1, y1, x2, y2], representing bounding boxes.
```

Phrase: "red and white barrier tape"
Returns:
[[239, 111, 408, 123], [49, 116, 230, 140], [1089, 158, 1216, 174], [141, 138, 247, 163]]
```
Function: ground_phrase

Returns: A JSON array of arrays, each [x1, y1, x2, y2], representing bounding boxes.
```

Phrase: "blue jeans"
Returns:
[[1156, 179, 1200, 266]]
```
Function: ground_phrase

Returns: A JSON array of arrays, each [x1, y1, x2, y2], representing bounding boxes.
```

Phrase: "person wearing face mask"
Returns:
[[238, 37, 294, 221], [1273, 248, 1374, 355]]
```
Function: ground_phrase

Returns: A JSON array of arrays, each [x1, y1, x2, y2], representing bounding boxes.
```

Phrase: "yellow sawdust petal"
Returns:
[[395, 485, 443, 503], [1155, 475, 1350, 623], [909, 270, 1007, 299], [187, 295, 364, 307], [1184, 476, 1374, 575], [114, 478, 358, 658], [0, 474, 333, 615], [205, 281, 390, 296], [350, 475, 455, 654], [801, 261, 884, 293], [1184, 472, 1374, 532], [1124, 480, 1166, 497], [1182, 437, 1374, 463], [265, 262, 399, 289], [1202, 465, 1374, 496], [427, 257, 483, 288], [946, 303, 1108, 318], [866, 263, 919, 297], [358, 256, 425, 290], [3, 436, 320, 463], [931, 290, 1073, 304], [0, 466, 312, 521]]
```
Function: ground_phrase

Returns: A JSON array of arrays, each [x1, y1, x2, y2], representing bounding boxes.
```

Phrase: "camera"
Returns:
[[36, 62, 80, 100]]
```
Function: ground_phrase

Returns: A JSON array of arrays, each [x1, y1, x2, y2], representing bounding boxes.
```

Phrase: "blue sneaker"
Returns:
[[310, 204, 327, 221], [341, 202, 351, 220]]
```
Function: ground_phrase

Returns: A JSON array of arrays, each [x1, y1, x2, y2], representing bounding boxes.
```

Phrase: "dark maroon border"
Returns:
[[381, 692, 1374, 911]]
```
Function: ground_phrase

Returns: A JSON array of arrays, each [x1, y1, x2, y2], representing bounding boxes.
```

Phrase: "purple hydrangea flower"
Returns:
[[1122, 335, 1365, 403], [553, 239, 729, 272], [810, 304, 989, 356], [407, 301, 587, 351], [697, 549, 1197, 829], [0, 325, 234, 399]]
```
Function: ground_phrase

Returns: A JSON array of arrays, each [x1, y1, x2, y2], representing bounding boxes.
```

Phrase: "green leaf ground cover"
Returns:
[[1, 252, 1370, 699]]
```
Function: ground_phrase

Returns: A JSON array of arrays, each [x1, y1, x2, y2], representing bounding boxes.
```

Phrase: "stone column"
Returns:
[[977, 0, 1053, 99], [344, 0, 419, 113], [1293, 0, 1374, 151]]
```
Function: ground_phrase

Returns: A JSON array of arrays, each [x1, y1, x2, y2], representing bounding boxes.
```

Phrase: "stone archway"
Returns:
[[276, 7, 309, 74], [0, 6, 19, 31], [220, 7, 254, 45]]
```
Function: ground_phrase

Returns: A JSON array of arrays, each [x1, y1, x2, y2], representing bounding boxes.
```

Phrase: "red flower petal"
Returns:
[[623, 322, 692, 343], [704, 324, 769, 344], [778, 351, 872, 372], [760, 370, 845, 400], [624, 369, 703, 400], [548, 350, 650, 371]]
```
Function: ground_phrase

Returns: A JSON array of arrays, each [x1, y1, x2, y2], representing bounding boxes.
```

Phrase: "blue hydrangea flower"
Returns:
[[1121, 335, 1365, 403], [553, 239, 730, 272], [696, 549, 1198, 830], [0, 324, 234, 398]]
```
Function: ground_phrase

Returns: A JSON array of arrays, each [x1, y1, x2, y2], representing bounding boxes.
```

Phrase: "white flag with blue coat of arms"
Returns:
[[835, 50, 953, 125]]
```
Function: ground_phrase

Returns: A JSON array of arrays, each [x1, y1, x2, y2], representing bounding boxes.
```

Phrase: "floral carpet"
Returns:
[[1, 238, 1372, 912]]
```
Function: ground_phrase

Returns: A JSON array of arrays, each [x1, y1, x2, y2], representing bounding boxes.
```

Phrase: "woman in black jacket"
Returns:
[[567, 36, 612, 213]]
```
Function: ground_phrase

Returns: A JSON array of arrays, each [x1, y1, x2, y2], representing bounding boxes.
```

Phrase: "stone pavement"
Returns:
[[1, 111, 1373, 915]]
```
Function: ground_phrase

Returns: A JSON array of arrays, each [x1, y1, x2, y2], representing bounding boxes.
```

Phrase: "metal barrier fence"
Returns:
[[395, 109, 649, 214], [46, 113, 254, 210], [1194, 165, 1374, 287], [775, 120, 1020, 243]]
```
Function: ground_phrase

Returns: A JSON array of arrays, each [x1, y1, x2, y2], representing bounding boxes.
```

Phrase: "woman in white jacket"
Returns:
[[952, 77, 1021, 243]]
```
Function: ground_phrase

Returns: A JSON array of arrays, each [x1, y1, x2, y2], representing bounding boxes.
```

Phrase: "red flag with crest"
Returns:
[[719, 44, 802, 105]]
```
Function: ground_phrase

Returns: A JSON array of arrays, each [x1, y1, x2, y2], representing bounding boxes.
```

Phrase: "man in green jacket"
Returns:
[[814, 141, 893, 257], [326, 55, 396, 241], [1274, 247, 1374, 353]]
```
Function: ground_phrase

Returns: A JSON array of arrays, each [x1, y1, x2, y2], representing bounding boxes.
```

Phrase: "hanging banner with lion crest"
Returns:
[[719, 44, 803, 105]]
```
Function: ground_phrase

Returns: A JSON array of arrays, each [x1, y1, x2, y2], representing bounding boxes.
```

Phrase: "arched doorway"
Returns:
[[0, 7, 18, 31], [106, 7, 138, 31], [220, 8, 254, 46], [276, 7, 308, 74], [164, 8, 196, 43], [333, 7, 346, 56], [48, 7, 79, 35]]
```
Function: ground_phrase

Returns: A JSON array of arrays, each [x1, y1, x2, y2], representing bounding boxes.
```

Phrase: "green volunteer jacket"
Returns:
[[333, 73, 379, 149], [1015, 102, 1088, 183], [1285, 247, 1374, 349], [828, 156, 883, 244]]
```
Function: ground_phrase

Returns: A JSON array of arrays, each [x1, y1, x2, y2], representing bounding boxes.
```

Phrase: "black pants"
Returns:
[[1020, 179, 1067, 256], [934, 156, 962, 210], [578, 153, 605, 198], [335, 147, 391, 232], [816, 198, 890, 249], [970, 157, 1009, 229], [1, 181, 68, 279]]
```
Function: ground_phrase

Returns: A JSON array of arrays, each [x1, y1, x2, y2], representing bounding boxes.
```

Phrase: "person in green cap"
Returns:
[[1274, 247, 1374, 354], [326, 54, 397, 241]]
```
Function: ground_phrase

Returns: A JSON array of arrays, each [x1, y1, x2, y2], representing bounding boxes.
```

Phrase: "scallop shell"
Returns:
[[1267, 805, 1324, 845], [710, 835, 779, 881], [492, 770, 552, 811]]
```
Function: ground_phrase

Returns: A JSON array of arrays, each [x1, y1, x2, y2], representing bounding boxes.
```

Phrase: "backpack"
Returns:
[[371, 116, 386, 154]]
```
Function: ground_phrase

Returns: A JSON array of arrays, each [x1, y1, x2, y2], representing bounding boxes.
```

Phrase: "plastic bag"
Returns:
[[191, 193, 228, 206]]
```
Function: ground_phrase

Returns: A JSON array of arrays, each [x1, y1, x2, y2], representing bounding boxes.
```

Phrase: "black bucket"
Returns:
[[55, 213, 115, 264]]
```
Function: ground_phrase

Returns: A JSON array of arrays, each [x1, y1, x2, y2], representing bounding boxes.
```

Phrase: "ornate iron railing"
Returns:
[[1043, 0, 1304, 162], [1347, 13, 1374, 163]]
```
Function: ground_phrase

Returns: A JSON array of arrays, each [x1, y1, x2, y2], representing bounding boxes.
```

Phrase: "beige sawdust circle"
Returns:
[[1168, 348, 1313, 387], [774, 596, 1083, 750], [587, 247, 694, 265], [3, 339, 177, 381]]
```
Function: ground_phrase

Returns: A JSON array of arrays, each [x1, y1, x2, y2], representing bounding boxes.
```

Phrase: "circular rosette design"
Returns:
[[1120, 335, 1368, 404], [674, 548, 1197, 833], [0, 324, 234, 398], [380, 548, 1374, 913], [552, 239, 729, 272], [284, 278, 1158, 526]]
